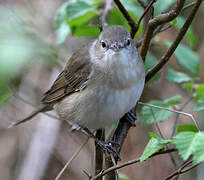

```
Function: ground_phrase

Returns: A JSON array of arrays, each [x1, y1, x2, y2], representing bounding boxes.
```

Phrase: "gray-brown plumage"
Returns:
[[12, 43, 92, 126], [11, 25, 145, 130]]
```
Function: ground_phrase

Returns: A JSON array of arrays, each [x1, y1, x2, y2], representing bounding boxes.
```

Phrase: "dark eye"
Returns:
[[126, 39, 131, 46], [101, 41, 106, 48]]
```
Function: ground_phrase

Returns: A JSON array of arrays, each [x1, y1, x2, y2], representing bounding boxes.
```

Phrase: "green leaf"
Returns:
[[173, 16, 197, 48], [0, 92, 10, 107], [154, 0, 177, 15], [173, 132, 204, 164], [164, 41, 199, 75], [55, 2, 70, 44], [139, 96, 181, 125], [65, 0, 96, 22], [183, 83, 193, 92], [167, 68, 192, 83], [194, 97, 204, 112], [121, 0, 143, 16], [140, 133, 172, 162], [73, 25, 100, 37], [55, 0, 97, 43], [164, 95, 182, 106], [195, 85, 204, 100], [177, 124, 198, 133], [56, 21, 70, 44], [119, 173, 129, 180], [145, 53, 159, 83]]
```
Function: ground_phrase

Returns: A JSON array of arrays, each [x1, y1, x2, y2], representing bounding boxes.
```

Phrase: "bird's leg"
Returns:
[[124, 109, 137, 126], [82, 127, 120, 159]]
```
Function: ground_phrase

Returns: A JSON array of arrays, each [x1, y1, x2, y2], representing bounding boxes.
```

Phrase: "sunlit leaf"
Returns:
[[195, 85, 204, 100], [140, 133, 172, 161], [55, 0, 97, 43], [177, 124, 199, 133], [173, 132, 204, 164], [73, 25, 100, 37]]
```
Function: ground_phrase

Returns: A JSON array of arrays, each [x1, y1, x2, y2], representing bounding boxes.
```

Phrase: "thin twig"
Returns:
[[164, 160, 199, 180], [138, 101, 200, 131], [55, 137, 89, 180], [150, 107, 177, 168], [91, 148, 177, 180], [150, 107, 165, 139], [171, 97, 194, 138], [145, 0, 202, 80]]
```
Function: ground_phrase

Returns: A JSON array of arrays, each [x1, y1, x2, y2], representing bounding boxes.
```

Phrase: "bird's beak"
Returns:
[[110, 42, 123, 52]]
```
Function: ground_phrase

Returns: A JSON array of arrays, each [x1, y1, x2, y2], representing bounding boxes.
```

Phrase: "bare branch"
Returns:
[[145, 0, 202, 80], [91, 148, 177, 180], [164, 160, 199, 180], [140, 0, 185, 61]]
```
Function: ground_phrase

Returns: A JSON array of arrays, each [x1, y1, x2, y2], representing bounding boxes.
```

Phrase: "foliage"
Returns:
[[139, 96, 182, 125], [141, 124, 204, 165]]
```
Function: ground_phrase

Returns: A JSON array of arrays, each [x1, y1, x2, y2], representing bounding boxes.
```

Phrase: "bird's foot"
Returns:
[[95, 139, 121, 160], [124, 110, 137, 126], [82, 127, 120, 159]]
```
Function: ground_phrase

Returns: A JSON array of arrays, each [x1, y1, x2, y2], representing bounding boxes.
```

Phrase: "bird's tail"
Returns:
[[9, 104, 52, 127]]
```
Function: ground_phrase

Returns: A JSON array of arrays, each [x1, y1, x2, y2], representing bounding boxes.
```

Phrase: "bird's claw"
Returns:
[[96, 139, 121, 160]]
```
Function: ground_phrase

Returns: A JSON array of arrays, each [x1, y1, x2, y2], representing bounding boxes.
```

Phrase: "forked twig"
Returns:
[[138, 101, 200, 131]]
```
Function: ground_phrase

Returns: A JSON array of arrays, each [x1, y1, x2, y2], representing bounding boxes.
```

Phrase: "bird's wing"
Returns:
[[42, 43, 92, 104]]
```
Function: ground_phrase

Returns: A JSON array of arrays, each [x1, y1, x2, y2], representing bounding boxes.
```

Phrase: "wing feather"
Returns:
[[42, 43, 92, 103]]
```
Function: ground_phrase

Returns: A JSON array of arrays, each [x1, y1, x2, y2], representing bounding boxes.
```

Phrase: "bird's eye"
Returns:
[[126, 39, 131, 46], [101, 41, 106, 48]]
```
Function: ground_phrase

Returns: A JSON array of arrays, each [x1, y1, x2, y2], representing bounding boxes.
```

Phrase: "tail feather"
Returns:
[[9, 104, 52, 128]]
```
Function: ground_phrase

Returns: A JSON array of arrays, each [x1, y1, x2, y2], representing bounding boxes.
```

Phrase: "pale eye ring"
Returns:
[[101, 41, 107, 48]]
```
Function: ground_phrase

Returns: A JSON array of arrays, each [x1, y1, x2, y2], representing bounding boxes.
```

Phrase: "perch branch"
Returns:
[[91, 148, 177, 180]]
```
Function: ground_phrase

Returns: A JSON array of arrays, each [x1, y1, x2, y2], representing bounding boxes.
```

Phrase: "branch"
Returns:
[[140, 0, 185, 61], [113, 0, 156, 38], [164, 160, 199, 180], [145, 0, 202, 80], [91, 148, 177, 180], [113, 0, 138, 38], [95, 129, 105, 180]]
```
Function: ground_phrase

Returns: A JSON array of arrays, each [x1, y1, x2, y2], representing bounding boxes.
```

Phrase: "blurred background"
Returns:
[[0, 0, 204, 180]]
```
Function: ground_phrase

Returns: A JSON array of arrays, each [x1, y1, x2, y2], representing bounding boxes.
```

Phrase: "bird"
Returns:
[[11, 25, 145, 153]]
